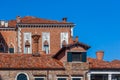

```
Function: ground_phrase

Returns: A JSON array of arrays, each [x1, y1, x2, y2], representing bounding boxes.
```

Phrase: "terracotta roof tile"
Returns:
[[0, 54, 64, 70], [8, 16, 73, 27], [87, 57, 120, 69], [20, 16, 67, 24], [8, 20, 17, 27]]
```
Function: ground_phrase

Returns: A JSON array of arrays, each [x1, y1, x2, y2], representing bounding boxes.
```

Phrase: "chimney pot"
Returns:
[[96, 50, 104, 61], [62, 17, 67, 22]]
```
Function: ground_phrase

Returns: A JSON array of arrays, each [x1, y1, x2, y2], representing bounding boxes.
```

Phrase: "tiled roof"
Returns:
[[88, 57, 120, 69], [20, 16, 70, 24], [0, 54, 64, 70], [53, 42, 90, 59], [8, 16, 73, 27], [8, 20, 17, 27]]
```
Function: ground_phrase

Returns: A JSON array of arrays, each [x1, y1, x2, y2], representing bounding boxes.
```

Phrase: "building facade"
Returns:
[[0, 16, 120, 80]]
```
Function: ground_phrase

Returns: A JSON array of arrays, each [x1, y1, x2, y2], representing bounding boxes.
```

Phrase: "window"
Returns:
[[9, 44, 14, 53], [71, 77, 83, 80], [34, 77, 45, 80], [24, 32, 32, 54], [0, 43, 4, 52], [43, 40, 49, 54], [57, 77, 67, 80], [62, 40, 67, 47], [9, 48, 14, 53], [61, 32, 68, 48], [67, 52, 87, 62], [57, 78, 67, 80], [17, 73, 28, 80], [42, 32, 50, 54]]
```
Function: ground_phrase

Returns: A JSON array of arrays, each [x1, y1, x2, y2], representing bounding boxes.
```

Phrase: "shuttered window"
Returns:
[[67, 52, 87, 62]]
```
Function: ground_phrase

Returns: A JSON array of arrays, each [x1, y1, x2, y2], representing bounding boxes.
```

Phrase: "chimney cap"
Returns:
[[96, 50, 104, 53], [62, 17, 67, 22]]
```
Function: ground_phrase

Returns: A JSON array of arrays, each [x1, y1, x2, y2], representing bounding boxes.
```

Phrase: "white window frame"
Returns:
[[71, 77, 83, 80], [57, 77, 68, 80], [23, 32, 32, 54], [34, 76, 46, 80], [15, 72, 29, 80], [60, 32, 68, 48], [42, 32, 50, 54]]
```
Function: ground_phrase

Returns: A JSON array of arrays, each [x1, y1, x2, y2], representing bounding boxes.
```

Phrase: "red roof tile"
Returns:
[[87, 57, 120, 69], [20, 16, 68, 24], [8, 16, 73, 27], [0, 54, 64, 70]]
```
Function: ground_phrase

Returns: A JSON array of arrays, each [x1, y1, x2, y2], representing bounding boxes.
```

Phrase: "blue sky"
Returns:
[[0, 0, 120, 61]]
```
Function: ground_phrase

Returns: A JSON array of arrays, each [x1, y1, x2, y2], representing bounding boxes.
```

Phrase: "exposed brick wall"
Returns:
[[20, 27, 71, 54], [0, 62, 89, 80]]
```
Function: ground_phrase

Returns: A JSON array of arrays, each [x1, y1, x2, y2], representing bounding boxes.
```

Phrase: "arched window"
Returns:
[[9, 44, 14, 53], [43, 40, 49, 54], [16, 73, 28, 80], [0, 43, 4, 52]]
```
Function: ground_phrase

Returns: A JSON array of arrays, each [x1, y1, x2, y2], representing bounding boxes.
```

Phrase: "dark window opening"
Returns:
[[67, 52, 87, 62], [72, 78, 81, 80], [9, 48, 14, 53], [58, 78, 67, 80], [0, 44, 4, 52], [17, 73, 28, 80], [72, 53, 82, 61]]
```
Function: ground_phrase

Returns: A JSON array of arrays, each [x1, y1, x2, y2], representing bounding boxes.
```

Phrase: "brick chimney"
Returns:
[[62, 17, 67, 22], [32, 34, 40, 56], [69, 37, 74, 44], [75, 36, 79, 42], [96, 51, 104, 61], [16, 16, 21, 23]]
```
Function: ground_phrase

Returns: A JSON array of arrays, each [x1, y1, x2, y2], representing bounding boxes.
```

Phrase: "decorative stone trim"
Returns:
[[17, 24, 74, 28]]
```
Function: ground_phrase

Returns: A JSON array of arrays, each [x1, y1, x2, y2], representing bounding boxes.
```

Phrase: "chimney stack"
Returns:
[[32, 34, 40, 56], [75, 36, 79, 42], [96, 51, 104, 61], [16, 16, 21, 23], [69, 37, 74, 44], [62, 17, 67, 22]]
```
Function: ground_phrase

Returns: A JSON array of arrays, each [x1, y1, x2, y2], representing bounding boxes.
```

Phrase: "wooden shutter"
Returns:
[[67, 52, 72, 62], [82, 52, 87, 62]]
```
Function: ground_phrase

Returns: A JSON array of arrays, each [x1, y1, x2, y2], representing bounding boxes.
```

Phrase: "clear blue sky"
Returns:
[[0, 0, 120, 61]]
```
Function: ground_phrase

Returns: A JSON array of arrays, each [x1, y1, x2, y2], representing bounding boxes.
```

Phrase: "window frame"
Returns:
[[71, 77, 83, 80], [67, 51, 87, 63], [56, 77, 68, 80], [23, 32, 32, 54], [34, 76, 46, 80], [15, 72, 29, 80], [42, 32, 50, 53]]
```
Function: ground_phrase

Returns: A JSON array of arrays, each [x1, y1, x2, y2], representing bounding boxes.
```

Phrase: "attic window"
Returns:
[[67, 52, 87, 62]]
